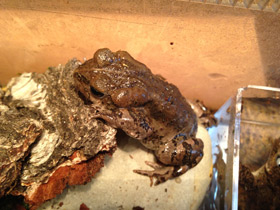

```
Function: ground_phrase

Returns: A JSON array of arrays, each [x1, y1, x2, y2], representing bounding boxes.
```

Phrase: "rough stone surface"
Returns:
[[0, 60, 117, 208]]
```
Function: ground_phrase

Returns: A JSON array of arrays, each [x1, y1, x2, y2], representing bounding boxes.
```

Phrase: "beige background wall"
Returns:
[[0, 0, 279, 109]]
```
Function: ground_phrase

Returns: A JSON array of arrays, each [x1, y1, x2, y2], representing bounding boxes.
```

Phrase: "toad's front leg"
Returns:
[[133, 134, 204, 185]]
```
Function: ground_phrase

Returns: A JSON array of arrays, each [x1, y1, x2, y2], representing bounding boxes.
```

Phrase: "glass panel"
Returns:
[[204, 85, 280, 210]]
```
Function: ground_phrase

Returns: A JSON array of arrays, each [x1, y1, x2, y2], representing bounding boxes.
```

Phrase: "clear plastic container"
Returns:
[[206, 85, 280, 209]]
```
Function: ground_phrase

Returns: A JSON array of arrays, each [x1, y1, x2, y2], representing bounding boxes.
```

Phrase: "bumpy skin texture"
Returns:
[[74, 48, 204, 185]]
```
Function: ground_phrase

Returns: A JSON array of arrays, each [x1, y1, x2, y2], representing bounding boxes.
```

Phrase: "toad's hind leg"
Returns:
[[155, 136, 204, 168], [133, 135, 204, 186]]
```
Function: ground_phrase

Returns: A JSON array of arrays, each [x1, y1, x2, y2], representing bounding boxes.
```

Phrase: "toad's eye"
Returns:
[[276, 156, 280, 167], [90, 86, 104, 98]]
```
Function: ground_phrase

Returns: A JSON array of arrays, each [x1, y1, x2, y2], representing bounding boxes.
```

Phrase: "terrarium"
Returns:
[[208, 85, 280, 209], [0, 0, 280, 209]]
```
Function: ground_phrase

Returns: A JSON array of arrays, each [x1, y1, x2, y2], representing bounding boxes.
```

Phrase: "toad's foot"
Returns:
[[133, 161, 175, 186]]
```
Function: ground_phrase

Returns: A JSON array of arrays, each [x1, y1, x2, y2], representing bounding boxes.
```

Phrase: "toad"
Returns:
[[73, 48, 204, 185]]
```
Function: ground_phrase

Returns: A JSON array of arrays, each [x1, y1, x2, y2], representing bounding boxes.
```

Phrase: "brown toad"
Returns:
[[73, 48, 204, 185]]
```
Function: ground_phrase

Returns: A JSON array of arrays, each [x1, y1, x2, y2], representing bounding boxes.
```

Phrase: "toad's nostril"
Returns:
[[74, 72, 90, 85], [90, 86, 104, 98]]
